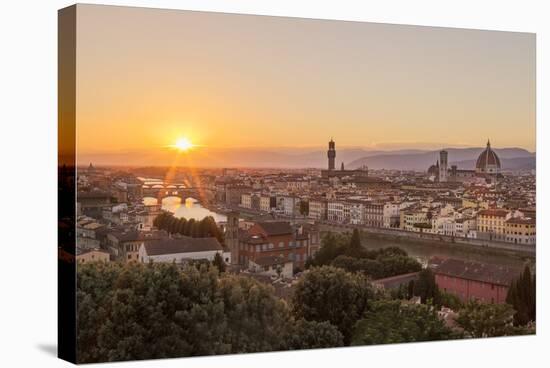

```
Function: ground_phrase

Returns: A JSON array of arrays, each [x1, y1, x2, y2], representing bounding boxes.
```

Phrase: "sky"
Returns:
[[75, 4, 535, 165]]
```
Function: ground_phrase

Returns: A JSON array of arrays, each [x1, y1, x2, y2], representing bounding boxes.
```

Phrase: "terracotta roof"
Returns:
[[477, 209, 509, 217], [506, 217, 535, 225], [429, 257, 520, 286], [109, 229, 167, 242], [256, 221, 293, 236], [143, 237, 222, 256]]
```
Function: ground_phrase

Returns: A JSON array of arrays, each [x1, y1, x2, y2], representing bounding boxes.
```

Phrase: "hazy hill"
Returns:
[[347, 148, 535, 171], [79, 147, 534, 170]]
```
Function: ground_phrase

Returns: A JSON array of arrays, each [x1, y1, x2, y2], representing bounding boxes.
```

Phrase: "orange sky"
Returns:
[[75, 4, 535, 163]]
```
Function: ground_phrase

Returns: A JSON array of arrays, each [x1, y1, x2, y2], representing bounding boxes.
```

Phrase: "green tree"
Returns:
[[345, 229, 364, 258], [284, 319, 344, 350], [454, 300, 523, 338], [217, 274, 291, 353], [306, 232, 347, 268], [351, 300, 456, 345], [292, 266, 372, 344], [438, 290, 462, 310], [506, 265, 536, 325], [212, 252, 226, 273], [413, 268, 440, 304], [176, 217, 187, 235], [184, 218, 195, 236], [77, 262, 295, 362], [167, 216, 179, 234], [331, 254, 421, 280]]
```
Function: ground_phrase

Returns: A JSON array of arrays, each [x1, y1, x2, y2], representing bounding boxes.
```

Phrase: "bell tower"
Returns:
[[226, 211, 240, 265], [327, 138, 336, 170], [439, 150, 448, 182]]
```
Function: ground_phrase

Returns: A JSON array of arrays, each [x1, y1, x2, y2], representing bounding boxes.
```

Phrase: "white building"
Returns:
[[343, 200, 364, 225], [308, 198, 328, 221], [327, 200, 345, 223], [248, 255, 293, 279], [281, 195, 299, 216], [383, 203, 401, 228], [259, 195, 274, 212], [138, 237, 230, 264], [241, 193, 252, 209]]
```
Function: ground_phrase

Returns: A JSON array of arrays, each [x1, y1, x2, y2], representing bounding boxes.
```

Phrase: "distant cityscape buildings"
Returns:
[[74, 136, 535, 307], [428, 140, 502, 184]]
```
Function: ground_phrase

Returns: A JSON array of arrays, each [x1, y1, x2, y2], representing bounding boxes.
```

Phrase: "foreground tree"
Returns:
[[77, 263, 288, 362], [412, 268, 440, 304], [351, 300, 456, 345], [212, 252, 226, 273], [345, 229, 364, 258], [506, 265, 536, 326], [284, 319, 344, 350], [331, 253, 421, 280], [454, 300, 533, 338], [292, 266, 372, 344], [306, 232, 348, 268]]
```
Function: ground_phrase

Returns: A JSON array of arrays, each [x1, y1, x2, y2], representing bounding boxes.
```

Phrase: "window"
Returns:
[[279, 241, 284, 248]]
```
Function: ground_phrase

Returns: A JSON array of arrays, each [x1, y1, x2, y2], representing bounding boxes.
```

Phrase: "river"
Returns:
[[360, 233, 534, 270], [143, 197, 227, 223]]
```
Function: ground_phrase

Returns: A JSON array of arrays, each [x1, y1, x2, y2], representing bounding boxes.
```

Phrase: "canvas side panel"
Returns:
[[58, 4, 77, 364]]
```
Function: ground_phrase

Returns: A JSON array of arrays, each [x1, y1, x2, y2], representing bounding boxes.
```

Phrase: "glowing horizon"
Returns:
[[75, 5, 536, 164]]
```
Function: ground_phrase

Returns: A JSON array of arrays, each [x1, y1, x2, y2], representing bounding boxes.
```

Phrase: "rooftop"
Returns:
[[256, 221, 293, 236], [429, 257, 521, 286], [143, 237, 223, 256]]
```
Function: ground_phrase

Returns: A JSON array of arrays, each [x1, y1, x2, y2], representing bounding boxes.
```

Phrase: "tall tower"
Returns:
[[439, 150, 448, 182], [226, 211, 240, 265], [327, 138, 336, 171]]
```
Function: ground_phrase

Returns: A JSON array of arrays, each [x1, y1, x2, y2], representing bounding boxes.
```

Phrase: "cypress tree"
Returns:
[[346, 229, 363, 258]]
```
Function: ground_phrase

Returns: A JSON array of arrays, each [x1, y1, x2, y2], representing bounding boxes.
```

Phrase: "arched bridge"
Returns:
[[141, 184, 213, 203]]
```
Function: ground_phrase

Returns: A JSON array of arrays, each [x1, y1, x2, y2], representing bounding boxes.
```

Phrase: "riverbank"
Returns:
[[318, 223, 535, 270], [318, 222, 535, 255]]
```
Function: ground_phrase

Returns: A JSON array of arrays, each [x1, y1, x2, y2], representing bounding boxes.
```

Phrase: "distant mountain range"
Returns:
[[79, 147, 535, 170], [347, 148, 535, 171]]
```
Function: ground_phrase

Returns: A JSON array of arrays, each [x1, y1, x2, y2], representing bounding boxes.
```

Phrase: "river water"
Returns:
[[360, 234, 534, 270], [143, 197, 227, 223]]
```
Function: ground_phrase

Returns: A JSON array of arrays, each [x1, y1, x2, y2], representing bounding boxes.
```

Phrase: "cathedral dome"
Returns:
[[475, 140, 501, 174]]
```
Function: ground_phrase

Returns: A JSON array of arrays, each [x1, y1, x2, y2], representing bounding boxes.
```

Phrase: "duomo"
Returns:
[[428, 140, 502, 184]]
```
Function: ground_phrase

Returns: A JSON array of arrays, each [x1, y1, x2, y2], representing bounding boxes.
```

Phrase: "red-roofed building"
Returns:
[[430, 257, 521, 304], [227, 216, 312, 270]]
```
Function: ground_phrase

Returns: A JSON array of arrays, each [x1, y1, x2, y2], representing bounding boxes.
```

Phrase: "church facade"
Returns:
[[428, 140, 502, 184]]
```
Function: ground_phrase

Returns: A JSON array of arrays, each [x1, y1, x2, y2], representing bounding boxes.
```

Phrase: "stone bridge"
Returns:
[[141, 184, 213, 203]]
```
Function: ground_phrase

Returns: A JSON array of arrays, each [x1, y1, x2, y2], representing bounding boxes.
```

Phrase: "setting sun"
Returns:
[[174, 137, 194, 151]]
